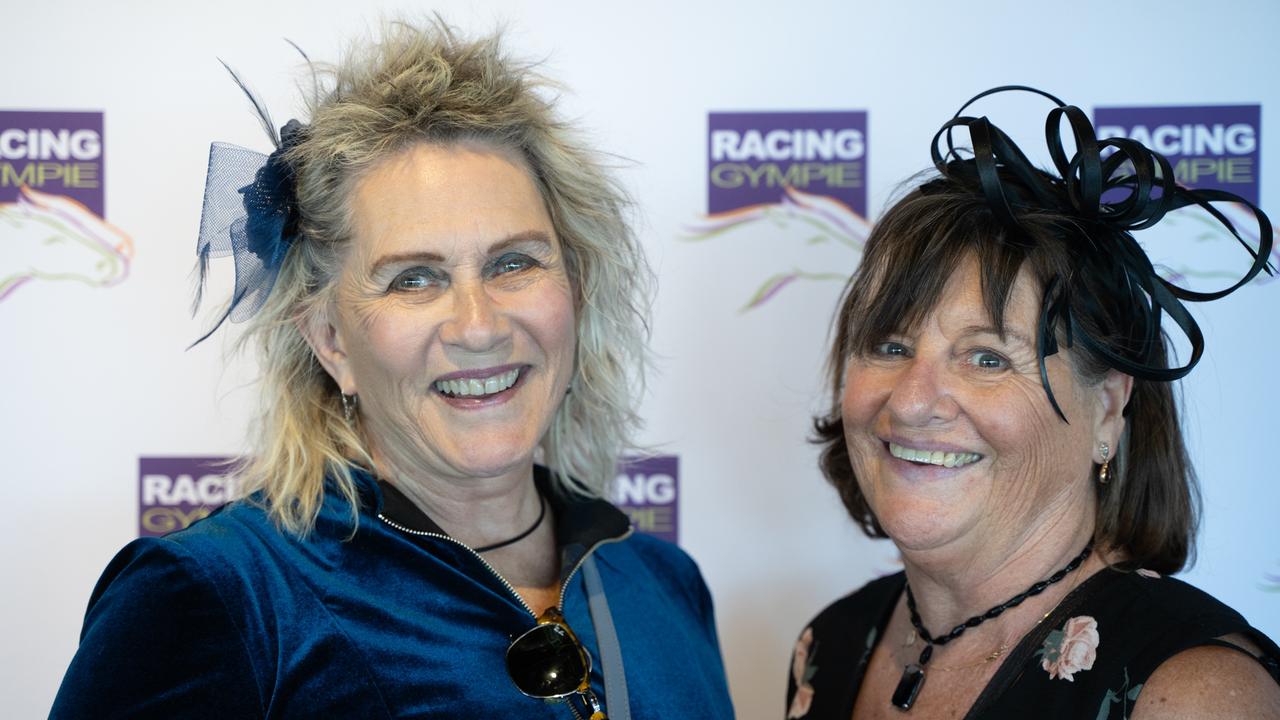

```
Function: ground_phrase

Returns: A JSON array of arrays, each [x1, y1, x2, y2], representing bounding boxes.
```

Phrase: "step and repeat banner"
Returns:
[[4, 1, 1278, 716]]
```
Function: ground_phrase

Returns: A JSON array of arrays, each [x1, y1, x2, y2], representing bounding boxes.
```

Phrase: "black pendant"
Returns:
[[892, 664, 926, 710]]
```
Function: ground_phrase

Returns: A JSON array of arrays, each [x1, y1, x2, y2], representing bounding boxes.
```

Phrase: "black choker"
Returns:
[[892, 541, 1094, 711], [473, 493, 547, 553]]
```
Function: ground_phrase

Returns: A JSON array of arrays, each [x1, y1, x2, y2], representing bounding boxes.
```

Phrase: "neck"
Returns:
[[900, 510, 1097, 638], [373, 445, 544, 552]]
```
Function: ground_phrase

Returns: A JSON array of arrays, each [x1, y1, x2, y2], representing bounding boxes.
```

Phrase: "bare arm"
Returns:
[[1131, 641, 1280, 720]]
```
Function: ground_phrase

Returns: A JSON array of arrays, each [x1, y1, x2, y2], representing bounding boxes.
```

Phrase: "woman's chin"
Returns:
[[373, 432, 540, 486], [872, 499, 985, 555], [439, 441, 541, 481]]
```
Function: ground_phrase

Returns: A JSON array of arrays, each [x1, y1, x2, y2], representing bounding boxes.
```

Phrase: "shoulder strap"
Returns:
[[1196, 638, 1280, 683], [583, 555, 630, 720]]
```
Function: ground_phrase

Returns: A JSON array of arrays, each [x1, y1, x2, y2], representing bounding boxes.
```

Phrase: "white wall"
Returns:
[[3, 1, 1278, 717]]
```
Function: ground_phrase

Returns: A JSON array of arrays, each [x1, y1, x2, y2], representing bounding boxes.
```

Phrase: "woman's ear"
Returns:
[[1094, 369, 1134, 458], [297, 303, 357, 395]]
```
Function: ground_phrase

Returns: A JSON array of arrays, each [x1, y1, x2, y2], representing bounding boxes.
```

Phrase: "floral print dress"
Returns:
[[786, 568, 1280, 719]]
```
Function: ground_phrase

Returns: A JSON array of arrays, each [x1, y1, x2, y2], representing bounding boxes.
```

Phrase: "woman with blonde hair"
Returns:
[[53, 20, 733, 719]]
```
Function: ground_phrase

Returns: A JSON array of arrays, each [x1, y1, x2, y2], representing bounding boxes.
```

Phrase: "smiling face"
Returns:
[[306, 142, 577, 485], [841, 256, 1123, 556]]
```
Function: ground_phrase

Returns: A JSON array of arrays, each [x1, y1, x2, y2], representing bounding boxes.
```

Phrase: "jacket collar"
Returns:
[[366, 465, 631, 585]]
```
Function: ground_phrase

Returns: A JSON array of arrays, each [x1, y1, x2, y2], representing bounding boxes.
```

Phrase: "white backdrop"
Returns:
[[3, 1, 1278, 717]]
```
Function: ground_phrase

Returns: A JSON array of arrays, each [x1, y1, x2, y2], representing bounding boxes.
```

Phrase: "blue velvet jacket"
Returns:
[[52, 467, 734, 718]]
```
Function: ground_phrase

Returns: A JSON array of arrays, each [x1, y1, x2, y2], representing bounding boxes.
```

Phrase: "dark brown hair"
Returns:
[[813, 172, 1199, 574]]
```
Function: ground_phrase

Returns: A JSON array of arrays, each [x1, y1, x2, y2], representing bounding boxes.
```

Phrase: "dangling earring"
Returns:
[[1097, 441, 1111, 484], [341, 393, 358, 425]]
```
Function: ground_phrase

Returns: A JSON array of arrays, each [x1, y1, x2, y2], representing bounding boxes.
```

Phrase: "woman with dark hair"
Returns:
[[52, 20, 733, 719], [786, 88, 1280, 719]]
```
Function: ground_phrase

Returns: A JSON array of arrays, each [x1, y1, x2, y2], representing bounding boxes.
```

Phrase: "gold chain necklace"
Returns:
[[904, 630, 1009, 672]]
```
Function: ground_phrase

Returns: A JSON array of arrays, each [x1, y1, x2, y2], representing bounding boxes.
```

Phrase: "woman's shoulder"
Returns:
[[1090, 569, 1280, 714], [794, 574, 906, 670], [590, 533, 725, 633], [784, 573, 905, 720], [788, 572, 905, 680], [609, 530, 698, 569], [53, 532, 268, 717], [980, 567, 1280, 719], [1091, 568, 1274, 646], [157, 498, 293, 564], [1130, 641, 1280, 718], [166, 472, 369, 551], [805, 571, 905, 637], [596, 531, 711, 601], [1022, 567, 1280, 685], [84, 503, 295, 615], [117, 491, 355, 598], [87, 533, 229, 608]]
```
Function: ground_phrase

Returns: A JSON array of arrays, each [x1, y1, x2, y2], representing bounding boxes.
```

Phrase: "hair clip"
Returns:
[[190, 61, 307, 346]]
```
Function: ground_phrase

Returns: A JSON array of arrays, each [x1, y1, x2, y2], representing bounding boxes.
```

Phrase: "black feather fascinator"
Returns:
[[930, 86, 1274, 419]]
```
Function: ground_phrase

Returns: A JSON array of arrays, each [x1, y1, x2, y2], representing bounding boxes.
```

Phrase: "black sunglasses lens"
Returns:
[[506, 623, 588, 697]]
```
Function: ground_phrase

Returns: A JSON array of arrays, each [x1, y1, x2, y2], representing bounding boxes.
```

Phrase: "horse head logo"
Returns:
[[1153, 203, 1279, 290], [0, 185, 133, 302], [685, 185, 870, 311]]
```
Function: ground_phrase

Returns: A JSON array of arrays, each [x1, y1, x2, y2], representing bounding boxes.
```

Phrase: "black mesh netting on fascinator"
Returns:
[[190, 56, 310, 347], [929, 85, 1275, 420]]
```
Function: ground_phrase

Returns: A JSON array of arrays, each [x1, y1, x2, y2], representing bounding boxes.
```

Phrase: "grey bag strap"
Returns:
[[583, 555, 630, 720]]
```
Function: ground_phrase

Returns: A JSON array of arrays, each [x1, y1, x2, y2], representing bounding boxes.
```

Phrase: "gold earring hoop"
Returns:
[[1097, 442, 1111, 484]]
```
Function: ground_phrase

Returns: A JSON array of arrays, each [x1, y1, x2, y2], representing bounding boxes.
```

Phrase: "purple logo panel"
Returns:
[[0, 110, 105, 217], [708, 111, 867, 216], [1093, 105, 1260, 204], [612, 455, 679, 544], [138, 457, 237, 537], [138, 455, 680, 542]]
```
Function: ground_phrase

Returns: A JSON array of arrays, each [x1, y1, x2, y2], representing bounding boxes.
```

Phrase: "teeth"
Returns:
[[888, 442, 982, 468], [435, 369, 520, 397]]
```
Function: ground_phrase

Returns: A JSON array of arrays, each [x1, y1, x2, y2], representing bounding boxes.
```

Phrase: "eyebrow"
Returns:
[[958, 324, 1036, 348], [369, 230, 553, 275], [488, 229, 554, 255]]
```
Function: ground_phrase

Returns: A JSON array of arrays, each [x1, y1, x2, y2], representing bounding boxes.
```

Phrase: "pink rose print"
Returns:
[[789, 684, 814, 718], [788, 627, 817, 718], [791, 627, 812, 681], [1039, 615, 1099, 682]]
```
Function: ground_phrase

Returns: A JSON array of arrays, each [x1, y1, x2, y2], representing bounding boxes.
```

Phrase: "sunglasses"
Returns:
[[506, 607, 608, 719]]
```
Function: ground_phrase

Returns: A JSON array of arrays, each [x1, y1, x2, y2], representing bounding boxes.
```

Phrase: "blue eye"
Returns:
[[871, 341, 910, 357], [487, 252, 537, 278], [389, 267, 444, 292], [971, 350, 1008, 370]]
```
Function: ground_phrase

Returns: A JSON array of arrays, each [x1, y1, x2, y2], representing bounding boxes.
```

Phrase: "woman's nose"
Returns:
[[441, 280, 510, 351], [885, 356, 960, 426]]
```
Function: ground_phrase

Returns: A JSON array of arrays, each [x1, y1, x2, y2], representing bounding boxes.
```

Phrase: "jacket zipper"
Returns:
[[378, 513, 631, 719], [379, 513, 537, 615]]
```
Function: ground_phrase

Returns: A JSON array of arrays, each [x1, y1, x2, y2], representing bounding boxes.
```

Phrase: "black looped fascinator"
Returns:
[[191, 61, 308, 346], [931, 85, 1274, 420]]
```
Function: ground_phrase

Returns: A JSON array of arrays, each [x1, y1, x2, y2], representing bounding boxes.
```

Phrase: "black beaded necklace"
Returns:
[[892, 541, 1094, 711]]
